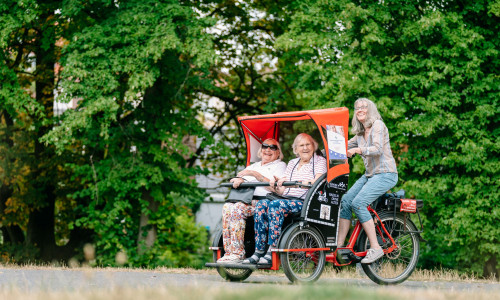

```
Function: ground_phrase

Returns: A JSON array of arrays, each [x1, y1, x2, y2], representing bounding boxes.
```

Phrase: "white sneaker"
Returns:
[[219, 254, 242, 264], [361, 248, 384, 264]]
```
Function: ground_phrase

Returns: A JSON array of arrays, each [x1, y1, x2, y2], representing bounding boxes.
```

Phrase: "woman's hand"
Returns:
[[269, 176, 285, 194], [267, 176, 276, 192], [347, 148, 361, 158], [230, 177, 245, 188]]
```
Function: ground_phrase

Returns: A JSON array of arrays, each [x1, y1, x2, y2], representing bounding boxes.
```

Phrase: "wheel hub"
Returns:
[[385, 241, 401, 259]]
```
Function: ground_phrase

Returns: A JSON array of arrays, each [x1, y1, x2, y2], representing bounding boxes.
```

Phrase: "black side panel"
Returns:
[[302, 174, 349, 247]]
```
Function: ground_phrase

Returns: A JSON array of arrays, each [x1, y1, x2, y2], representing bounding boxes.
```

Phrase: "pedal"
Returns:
[[347, 251, 362, 263], [336, 249, 353, 264]]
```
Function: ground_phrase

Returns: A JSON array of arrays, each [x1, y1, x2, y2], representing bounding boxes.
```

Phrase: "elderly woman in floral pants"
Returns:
[[218, 138, 286, 264]]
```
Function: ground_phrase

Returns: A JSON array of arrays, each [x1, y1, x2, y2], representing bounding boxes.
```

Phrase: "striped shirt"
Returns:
[[282, 154, 327, 199], [242, 159, 287, 196], [347, 119, 398, 177]]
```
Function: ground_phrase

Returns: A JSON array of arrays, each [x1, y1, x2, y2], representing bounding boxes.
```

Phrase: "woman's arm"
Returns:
[[359, 120, 385, 156], [269, 176, 286, 195], [347, 135, 358, 150], [237, 169, 268, 182]]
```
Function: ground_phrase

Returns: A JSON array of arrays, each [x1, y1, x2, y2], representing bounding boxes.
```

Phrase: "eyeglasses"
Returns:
[[261, 143, 278, 151], [355, 105, 368, 111]]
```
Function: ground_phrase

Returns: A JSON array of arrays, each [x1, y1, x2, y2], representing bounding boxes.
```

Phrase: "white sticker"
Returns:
[[326, 125, 347, 160], [320, 204, 331, 220]]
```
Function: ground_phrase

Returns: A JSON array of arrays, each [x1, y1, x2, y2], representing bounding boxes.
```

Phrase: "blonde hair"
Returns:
[[292, 133, 318, 157], [257, 138, 284, 160], [351, 98, 382, 135]]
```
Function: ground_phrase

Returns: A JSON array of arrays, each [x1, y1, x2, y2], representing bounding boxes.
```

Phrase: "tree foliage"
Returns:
[[0, 0, 498, 276], [274, 0, 499, 277], [1, 0, 218, 267]]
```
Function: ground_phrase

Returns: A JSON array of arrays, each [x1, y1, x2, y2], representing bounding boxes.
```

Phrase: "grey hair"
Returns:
[[292, 133, 318, 157], [351, 98, 382, 135], [257, 138, 284, 160]]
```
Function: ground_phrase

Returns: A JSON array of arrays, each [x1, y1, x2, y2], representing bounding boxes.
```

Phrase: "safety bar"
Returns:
[[220, 181, 312, 188]]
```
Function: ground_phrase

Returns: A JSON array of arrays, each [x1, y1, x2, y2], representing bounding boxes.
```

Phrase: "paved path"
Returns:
[[0, 268, 498, 293]]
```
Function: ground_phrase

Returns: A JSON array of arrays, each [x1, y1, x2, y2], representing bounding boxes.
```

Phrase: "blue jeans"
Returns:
[[340, 173, 398, 223]]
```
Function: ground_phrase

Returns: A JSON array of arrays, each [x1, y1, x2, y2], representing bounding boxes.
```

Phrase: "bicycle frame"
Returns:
[[326, 206, 397, 266]]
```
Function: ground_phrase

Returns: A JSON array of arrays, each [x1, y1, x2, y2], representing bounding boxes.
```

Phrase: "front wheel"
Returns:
[[212, 251, 253, 282], [280, 226, 326, 283], [358, 212, 420, 285], [211, 228, 253, 282]]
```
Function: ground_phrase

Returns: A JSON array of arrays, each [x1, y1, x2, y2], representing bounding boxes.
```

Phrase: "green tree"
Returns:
[[1, 0, 216, 266], [190, 0, 302, 173], [275, 0, 499, 277], [0, 0, 92, 261], [44, 0, 217, 266]]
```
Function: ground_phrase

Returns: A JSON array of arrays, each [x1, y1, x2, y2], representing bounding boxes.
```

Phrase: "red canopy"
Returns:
[[238, 107, 350, 182]]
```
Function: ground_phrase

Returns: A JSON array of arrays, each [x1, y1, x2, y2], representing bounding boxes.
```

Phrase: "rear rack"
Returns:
[[373, 194, 425, 235]]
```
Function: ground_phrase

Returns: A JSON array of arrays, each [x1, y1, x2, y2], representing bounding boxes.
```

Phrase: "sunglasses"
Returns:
[[261, 143, 278, 151]]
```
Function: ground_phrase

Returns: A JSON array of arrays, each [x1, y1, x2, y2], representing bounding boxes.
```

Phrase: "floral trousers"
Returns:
[[254, 199, 303, 251], [221, 201, 257, 259]]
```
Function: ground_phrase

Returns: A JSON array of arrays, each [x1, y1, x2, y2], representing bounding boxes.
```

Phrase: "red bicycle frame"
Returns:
[[273, 206, 398, 269], [326, 206, 397, 266]]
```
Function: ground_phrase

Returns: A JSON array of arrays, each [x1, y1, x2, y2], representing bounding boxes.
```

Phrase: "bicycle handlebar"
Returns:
[[220, 181, 313, 188]]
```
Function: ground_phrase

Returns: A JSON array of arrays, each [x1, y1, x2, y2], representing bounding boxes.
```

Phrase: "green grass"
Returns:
[[2, 284, 498, 300]]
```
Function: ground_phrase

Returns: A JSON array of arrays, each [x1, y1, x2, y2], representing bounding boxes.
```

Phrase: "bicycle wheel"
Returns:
[[358, 212, 420, 285], [212, 251, 253, 282], [280, 226, 326, 283], [211, 228, 253, 282]]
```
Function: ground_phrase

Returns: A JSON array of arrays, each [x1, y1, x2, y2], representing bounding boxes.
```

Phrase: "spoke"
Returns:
[[287, 232, 321, 278], [365, 217, 419, 281]]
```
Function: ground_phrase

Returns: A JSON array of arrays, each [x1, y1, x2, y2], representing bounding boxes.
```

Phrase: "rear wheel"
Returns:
[[358, 212, 420, 285], [280, 226, 326, 283]]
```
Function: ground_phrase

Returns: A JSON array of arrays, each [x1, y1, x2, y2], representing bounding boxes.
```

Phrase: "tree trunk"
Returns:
[[25, 10, 58, 262], [483, 256, 499, 280], [137, 190, 159, 255]]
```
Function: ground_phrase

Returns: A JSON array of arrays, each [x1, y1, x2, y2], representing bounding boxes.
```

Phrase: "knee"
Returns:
[[268, 201, 283, 214], [222, 203, 233, 214], [256, 200, 269, 209], [351, 199, 368, 215], [340, 200, 352, 219]]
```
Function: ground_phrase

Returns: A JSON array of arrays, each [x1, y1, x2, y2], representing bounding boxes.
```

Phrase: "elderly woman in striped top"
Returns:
[[243, 133, 327, 265], [336, 98, 398, 264]]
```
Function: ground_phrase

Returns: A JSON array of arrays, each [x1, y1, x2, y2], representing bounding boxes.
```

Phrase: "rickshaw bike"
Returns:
[[205, 107, 424, 285]]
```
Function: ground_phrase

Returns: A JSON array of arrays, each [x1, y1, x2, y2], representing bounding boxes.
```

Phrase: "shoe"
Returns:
[[219, 254, 242, 264], [216, 255, 231, 263], [361, 248, 384, 264], [242, 250, 265, 264], [257, 252, 272, 265]]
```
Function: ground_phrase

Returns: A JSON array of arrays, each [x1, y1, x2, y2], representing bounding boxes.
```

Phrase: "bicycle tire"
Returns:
[[212, 251, 253, 282], [280, 226, 326, 283], [358, 212, 420, 285], [211, 229, 253, 282]]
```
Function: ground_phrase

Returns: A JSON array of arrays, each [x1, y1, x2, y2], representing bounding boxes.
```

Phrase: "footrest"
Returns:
[[205, 262, 258, 270]]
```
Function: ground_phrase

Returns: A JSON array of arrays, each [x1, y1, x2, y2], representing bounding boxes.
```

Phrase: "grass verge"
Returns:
[[0, 284, 498, 300]]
